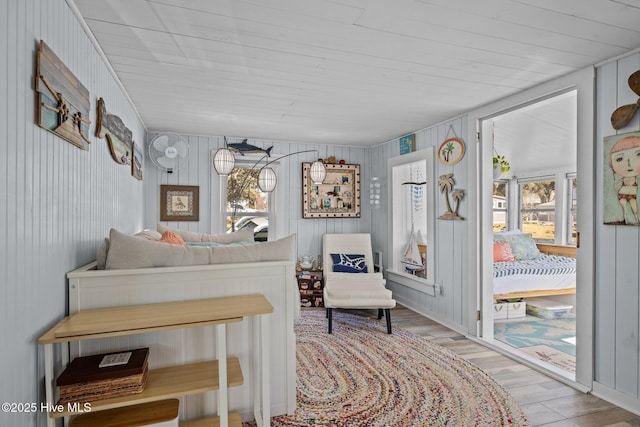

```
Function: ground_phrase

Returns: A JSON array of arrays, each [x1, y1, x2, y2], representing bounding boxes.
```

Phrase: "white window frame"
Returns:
[[492, 180, 509, 232], [566, 173, 577, 246], [515, 173, 576, 245], [213, 152, 285, 241], [386, 147, 436, 295]]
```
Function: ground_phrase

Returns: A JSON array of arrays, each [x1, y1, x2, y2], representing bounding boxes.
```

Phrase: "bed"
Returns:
[[66, 227, 298, 422], [493, 232, 577, 301]]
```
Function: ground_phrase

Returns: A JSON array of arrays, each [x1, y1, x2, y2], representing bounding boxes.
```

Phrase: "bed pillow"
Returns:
[[157, 224, 255, 243], [160, 231, 186, 247], [493, 242, 515, 262], [494, 233, 541, 260], [330, 253, 368, 273]]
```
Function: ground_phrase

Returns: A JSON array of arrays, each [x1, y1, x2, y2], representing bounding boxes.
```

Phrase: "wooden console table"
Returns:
[[38, 294, 273, 427]]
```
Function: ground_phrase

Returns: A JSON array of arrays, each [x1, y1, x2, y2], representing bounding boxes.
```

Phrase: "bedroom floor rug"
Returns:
[[255, 309, 528, 427], [494, 317, 576, 373]]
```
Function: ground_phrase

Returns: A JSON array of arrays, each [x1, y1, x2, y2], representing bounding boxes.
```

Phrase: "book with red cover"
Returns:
[[57, 347, 149, 386]]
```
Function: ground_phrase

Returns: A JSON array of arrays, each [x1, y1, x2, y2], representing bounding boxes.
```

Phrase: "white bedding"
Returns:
[[493, 255, 576, 296]]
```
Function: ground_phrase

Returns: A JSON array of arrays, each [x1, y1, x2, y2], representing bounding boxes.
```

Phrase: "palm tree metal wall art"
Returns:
[[438, 173, 465, 220]]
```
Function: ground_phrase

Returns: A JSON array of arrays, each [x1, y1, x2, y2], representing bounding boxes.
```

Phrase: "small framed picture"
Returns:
[[132, 142, 143, 180], [399, 134, 416, 155], [160, 185, 199, 221]]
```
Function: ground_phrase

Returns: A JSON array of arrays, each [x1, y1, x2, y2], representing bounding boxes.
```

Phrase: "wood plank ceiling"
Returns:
[[71, 0, 640, 146]]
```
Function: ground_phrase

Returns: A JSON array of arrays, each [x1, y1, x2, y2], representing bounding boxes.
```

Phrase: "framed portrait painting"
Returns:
[[603, 131, 640, 225], [160, 185, 199, 221]]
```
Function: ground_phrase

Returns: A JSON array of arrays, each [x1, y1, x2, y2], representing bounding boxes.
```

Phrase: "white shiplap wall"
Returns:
[[0, 1, 146, 426], [368, 117, 469, 331], [595, 53, 640, 403], [143, 133, 370, 260]]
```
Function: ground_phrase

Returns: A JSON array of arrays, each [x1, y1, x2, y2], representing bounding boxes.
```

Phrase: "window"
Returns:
[[492, 182, 508, 232], [387, 148, 436, 293], [518, 178, 556, 243], [225, 164, 270, 241]]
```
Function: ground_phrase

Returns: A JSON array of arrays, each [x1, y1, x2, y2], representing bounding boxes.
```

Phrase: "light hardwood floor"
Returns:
[[336, 305, 640, 427]]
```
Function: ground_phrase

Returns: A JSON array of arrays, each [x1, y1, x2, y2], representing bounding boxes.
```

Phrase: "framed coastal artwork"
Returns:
[[603, 131, 640, 225], [160, 185, 199, 221], [437, 137, 465, 166], [302, 163, 360, 218], [399, 134, 416, 155], [132, 142, 143, 180], [35, 40, 91, 150]]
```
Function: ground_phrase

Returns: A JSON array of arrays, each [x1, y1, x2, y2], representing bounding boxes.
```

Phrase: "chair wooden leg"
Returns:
[[328, 308, 333, 334], [377, 308, 383, 319], [385, 308, 392, 334]]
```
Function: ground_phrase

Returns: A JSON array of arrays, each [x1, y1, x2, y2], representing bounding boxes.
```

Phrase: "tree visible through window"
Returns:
[[226, 167, 269, 241], [519, 179, 556, 243]]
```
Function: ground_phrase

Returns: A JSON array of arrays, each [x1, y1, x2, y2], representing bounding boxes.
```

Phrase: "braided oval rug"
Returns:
[[262, 309, 528, 427]]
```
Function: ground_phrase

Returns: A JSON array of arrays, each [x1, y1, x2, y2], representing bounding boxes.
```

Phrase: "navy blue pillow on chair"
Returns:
[[330, 253, 368, 273]]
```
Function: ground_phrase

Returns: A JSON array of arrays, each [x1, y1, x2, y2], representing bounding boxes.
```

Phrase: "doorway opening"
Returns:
[[482, 90, 578, 379]]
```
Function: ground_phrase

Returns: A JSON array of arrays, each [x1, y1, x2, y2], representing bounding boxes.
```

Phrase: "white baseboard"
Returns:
[[393, 294, 469, 336], [592, 382, 640, 416]]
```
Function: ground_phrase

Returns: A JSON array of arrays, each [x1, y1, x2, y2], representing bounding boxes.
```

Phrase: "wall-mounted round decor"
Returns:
[[437, 137, 465, 166]]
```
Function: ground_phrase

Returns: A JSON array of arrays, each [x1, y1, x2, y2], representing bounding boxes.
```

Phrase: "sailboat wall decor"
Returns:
[[401, 173, 427, 274], [401, 225, 425, 272]]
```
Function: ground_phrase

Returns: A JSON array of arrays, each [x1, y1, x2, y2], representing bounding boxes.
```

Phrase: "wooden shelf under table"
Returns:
[[69, 401, 243, 427], [180, 412, 242, 427], [51, 358, 243, 418], [39, 294, 272, 427]]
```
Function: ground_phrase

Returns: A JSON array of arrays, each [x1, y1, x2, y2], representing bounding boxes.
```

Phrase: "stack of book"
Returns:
[[57, 347, 149, 403]]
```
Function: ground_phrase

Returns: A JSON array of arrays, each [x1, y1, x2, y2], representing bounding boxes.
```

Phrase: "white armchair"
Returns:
[[322, 233, 396, 334]]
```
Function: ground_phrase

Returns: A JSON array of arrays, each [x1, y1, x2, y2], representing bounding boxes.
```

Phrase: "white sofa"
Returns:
[[66, 228, 298, 421]]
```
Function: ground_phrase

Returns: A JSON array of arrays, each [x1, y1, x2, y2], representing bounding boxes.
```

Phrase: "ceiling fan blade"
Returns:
[[157, 156, 176, 169], [152, 135, 169, 152], [610, 104, 638, 130], [628, 70, 640, 97]]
